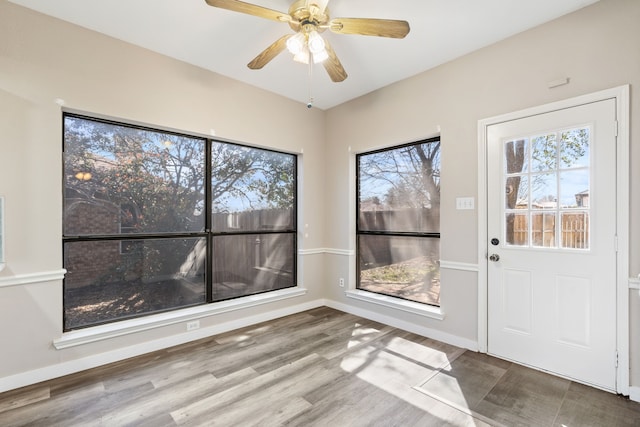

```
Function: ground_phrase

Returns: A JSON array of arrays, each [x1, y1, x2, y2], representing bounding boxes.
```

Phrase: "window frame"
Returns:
[[62, 112, 297, 331], [355, 137, 441, 307]]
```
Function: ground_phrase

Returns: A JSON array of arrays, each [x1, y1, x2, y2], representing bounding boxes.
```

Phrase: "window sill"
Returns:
[[345, 289, 444, 320], [53, 287, 307, 349]]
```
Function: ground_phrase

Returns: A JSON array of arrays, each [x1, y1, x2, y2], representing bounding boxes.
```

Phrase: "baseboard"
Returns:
[[629, 386, 640, 403], [0, 299, 325, 393], [324, 299, 479, 351]]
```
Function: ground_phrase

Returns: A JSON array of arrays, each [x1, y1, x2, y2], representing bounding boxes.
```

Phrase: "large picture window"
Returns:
[[356, 138, 440, 306], [63, 114, 296, 330]]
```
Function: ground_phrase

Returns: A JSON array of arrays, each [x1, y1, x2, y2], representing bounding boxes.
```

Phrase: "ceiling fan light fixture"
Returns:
[[307, 30, 325, 54], [293, 46, 310, 64], [286, 32, 306, 55], [312, 49, 328, 63]]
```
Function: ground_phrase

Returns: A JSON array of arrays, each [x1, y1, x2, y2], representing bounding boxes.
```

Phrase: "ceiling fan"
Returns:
[[204, 0, 410, 83]]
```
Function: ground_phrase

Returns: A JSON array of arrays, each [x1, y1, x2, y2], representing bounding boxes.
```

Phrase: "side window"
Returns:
[[356, 138, 441, 306]]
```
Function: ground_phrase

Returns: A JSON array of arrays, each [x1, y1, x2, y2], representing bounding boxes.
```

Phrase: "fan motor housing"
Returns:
[[288, 0, 329, 32]]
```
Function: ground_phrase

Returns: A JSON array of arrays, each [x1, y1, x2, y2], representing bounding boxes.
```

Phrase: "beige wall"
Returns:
[[325, 0, 640, 385], [2, 0, 640, 392]]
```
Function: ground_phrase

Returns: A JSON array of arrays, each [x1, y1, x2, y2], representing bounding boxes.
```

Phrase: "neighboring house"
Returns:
[[575, 189, 590, 207]]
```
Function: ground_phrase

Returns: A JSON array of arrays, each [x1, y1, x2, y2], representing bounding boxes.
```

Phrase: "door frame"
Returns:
[[477, 85, 630, 395]]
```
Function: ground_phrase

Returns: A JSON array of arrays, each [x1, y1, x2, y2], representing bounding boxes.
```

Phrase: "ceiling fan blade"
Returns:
[[247, 34, 292, 69], [322, 39, 347, 82], [329, 17, 410, 38], [205, 0, 289, 22]]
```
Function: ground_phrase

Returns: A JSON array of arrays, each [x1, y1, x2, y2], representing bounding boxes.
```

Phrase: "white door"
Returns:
[[487, 99, 618, 391]]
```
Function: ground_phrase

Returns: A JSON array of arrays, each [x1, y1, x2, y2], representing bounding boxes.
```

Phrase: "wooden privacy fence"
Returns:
[[212, 208, 293, 231], [65, 207, 293, 289], [359, 208, 440, 232], [510, 211, 589, 249]]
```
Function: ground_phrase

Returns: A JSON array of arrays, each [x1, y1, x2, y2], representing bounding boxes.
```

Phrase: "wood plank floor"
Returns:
[[1, 307, 639, 426]]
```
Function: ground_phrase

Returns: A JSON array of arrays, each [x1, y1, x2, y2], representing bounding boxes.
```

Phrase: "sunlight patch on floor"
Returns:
[[340, 336, 463, 398], [347, 324, 382, 348]]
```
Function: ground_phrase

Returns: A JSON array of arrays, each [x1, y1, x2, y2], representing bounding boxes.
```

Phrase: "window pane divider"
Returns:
[[63, 232, 208, 241], [211, 229, 297, 237], [358, 231, 440, 238]]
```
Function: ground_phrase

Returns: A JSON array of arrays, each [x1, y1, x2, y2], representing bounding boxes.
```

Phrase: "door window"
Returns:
[[503, 127, 590, 250]]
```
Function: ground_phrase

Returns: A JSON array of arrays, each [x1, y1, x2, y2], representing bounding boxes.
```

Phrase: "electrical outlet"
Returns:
[[339, 278, 345, 287], [186, 320, 200, 331]]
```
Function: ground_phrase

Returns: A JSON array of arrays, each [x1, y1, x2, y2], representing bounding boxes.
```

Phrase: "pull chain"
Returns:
[[307, 56, 314, 109]]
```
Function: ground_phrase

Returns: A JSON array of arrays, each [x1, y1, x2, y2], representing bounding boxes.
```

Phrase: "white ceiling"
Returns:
[[9, 0, 599, 110]]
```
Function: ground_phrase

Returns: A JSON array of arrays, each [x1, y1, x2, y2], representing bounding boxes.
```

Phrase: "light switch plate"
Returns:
[[456, 197, 475, 210]]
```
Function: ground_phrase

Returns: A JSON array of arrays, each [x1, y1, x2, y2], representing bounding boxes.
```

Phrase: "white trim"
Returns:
[[345, 289, 444, 320], [54, 287, 307, 349], [477, 85, 630, 396], [477, 110, 489, 354], [298, 248, 354, 256], [349, 150, 358, 297], [0, 269, 67, 288], [629, 277, 640, 290], [325, 248, 355, 256], [1, 297, 324, 394], [326, 299, 477, 351], [614, 85, 630, 396], [629, 386, 640, 403], [298, 248, 325, 256], [440, 260, 479, 272], [0, 196, 4, 267]]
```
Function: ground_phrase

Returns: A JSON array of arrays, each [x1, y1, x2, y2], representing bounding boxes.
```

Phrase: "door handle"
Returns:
[[489, 254, 500, 262]]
